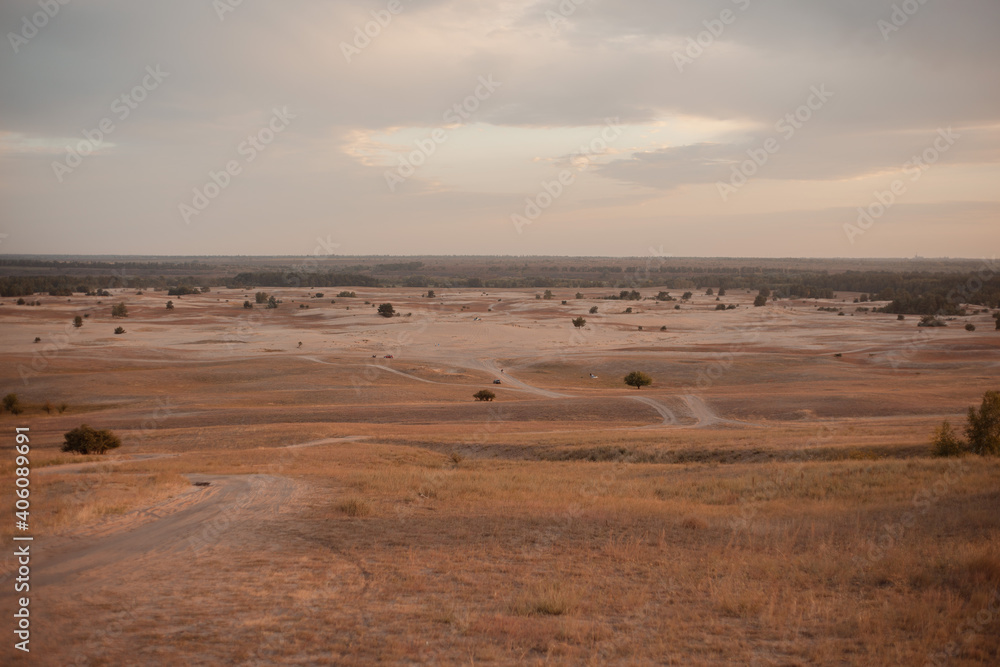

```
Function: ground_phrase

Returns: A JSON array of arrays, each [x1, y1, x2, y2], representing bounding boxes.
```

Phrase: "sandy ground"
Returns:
[[1, 286, 998, 664]]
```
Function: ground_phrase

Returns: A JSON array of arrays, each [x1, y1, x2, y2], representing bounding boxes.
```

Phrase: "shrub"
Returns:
[[624, 307, 632, 314], [73, 315, 83, 328], [753, 294, 768, 307], [589, 306, 598, 314], [624, 371, 652, 389], [931, 421, 966, 457], [33, 337, 41, 343], [715, 303, 727, 310], [674, 305, 681, 310], [898, 314, 905, 321], [243, 301, 253, 309], [61, 424, 122, 455], [338, 498, 371, 517], [426, 290, 435, 298], [166, 300, 174, 310], [266, 296, 279, 309], [314, 293, 325, 298], [966, 390, 1000, 456], [575, 293, 584, 299], [660, 326, 666, 331], [3, 393, 22, 415], [111, 302, 128, 318], [114, 326, 126, 334], [543, 290, 554, 300], [378, 303, 395, 318], [965, 323, 976, 332], [43, 401, 53, 414], [572, 317, 586, 328], [58, 403, 68, 414], [337, 291, 356, 298], [706, 288, 714, 295], [682, 292, 693, 300], [919, 315, 946, 327], [255, 292, 269, 304], [718, 288, 727, 297], [474, 390, 496, 402]]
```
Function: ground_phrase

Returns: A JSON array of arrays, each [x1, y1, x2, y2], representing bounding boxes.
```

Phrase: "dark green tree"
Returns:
[[624, 371, 653, 389], [61, 424, 122, 455]]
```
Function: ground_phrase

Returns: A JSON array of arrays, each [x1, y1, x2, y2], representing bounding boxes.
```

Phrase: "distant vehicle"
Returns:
[[493, 379, 502, 385], [384, 354, 394, 359]]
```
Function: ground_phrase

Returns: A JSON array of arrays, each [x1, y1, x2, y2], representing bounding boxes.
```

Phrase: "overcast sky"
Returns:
[[1, 0, 998, 258]]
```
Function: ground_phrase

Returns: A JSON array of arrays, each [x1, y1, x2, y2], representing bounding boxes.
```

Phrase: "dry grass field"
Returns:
[[1, 286, 998, 665]]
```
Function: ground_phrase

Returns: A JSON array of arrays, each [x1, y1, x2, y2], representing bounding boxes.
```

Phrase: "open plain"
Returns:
[[1, 284, 999, 665]]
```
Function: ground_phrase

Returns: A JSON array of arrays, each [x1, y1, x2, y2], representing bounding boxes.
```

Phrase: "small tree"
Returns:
[[73, 315, 83, 328], [114, 326, 126, 334], [243, 301, 253, 309], [267, 296, 279, 309], [62, 424, 122, 455], [706, 288, 714, 295], [572, 317, 586, 328], [2, 393, 22, 415], [111, 302, 128, 318], [589, 306, 598, 314], [718, 288, 727, 297], [256, 291, 269, 304], [166, 300, 175, 310], [426, 290, 436, 299], [966, 390, 1000, 456], [931, 421, 966, 457], [682, 292, 693, 300], [575, 293, 584, 299], [624, 371, 653, 389], [474, 390, 496, 402], [543, 290, 554, 300], [965, 323, 976, 332], [753, 294, 768, 307], [378, 303, 395, 318]]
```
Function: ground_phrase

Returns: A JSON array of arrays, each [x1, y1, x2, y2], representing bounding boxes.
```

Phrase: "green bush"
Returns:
[[2, 393, 22, 415], [111, 302, 128, 318], [624, 371, 652, 389], [62, 424, 122, 455], [474, 390, 496, 402]]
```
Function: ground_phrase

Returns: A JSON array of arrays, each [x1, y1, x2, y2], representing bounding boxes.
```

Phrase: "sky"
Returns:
[[1, 0, 998, 258]]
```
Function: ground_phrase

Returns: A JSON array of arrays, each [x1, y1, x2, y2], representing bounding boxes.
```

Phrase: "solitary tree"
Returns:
[[624, 371, 653, 389], [589, 306, 598, 314], [243, 300, 253, 309], [166, 300, 175, 310], [62, 424, 122, 455], [255, 291, 269, 304], [706, 288, 714, 295], [426, 290, 436, 299], [111, 302, 128, 318], [73, 315, 83, 328], [753, 294, 768, 307], [966, 390, 1000, 456], [378, 303, 395, 318], [114, 326, 126, 335], [572, 317, 586, 328], [473, 389, 496, 402]]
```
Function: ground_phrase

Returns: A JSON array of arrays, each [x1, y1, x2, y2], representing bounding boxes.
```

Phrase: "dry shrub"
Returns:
[[681, 515, 709, 530], [512, 581, 580, 617], [338, 498, 371, 517]]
